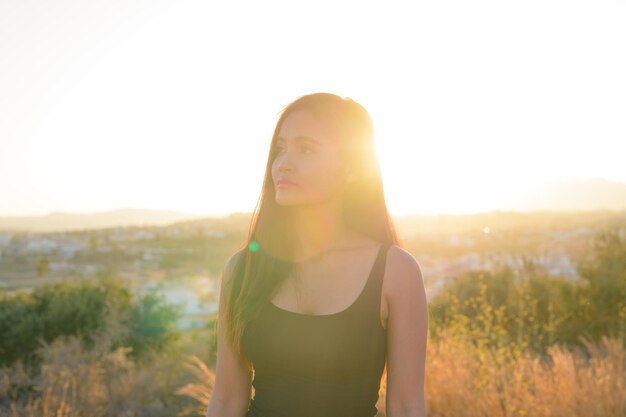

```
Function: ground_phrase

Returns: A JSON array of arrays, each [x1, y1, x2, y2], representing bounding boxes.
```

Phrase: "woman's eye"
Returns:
[[275, 145, 313, 154]]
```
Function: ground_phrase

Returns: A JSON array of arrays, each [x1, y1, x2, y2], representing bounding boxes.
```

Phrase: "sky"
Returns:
[[1, 0, 624, 217]]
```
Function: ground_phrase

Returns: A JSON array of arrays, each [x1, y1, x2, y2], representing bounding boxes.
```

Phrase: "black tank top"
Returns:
[[241, 242, 391, 417]]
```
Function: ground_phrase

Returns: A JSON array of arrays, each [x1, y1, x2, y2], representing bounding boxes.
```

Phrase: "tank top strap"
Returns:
[[356, 241, 392, 317]]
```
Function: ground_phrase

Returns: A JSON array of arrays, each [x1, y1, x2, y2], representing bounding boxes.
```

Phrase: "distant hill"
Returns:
[[0, 208, 209, 233], [510, 178, 626, 212], [1, 178, 625, 233], [393, 209, 626, 236]]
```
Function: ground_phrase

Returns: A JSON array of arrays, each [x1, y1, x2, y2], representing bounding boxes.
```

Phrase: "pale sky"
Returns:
[[1, 0, 624, 217]]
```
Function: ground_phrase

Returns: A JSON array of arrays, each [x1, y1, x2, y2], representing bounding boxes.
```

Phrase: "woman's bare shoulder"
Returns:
[[222, 248, 246, 284], [384, 245, 424, 297]]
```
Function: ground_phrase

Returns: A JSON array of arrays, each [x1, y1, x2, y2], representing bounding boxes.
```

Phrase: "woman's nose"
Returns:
[[276, 152, 295, 172]]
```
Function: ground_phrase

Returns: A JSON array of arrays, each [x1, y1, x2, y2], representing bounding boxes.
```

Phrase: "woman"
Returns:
[[206, 92, 428, 417]]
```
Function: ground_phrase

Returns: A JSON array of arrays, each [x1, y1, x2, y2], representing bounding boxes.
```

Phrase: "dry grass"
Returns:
[[174, 329, 624, 417], [0, 319, 194, 417], [174, 355, 215, 417], [423, 329, 624, 417], [2, 331, 623, 417], [2, 306, 623, 416]]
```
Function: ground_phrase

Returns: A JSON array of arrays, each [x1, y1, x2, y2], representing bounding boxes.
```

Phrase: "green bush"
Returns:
[[577, 228, 626, 343], [430, 227, 626, 355], [124, 288, 181, 359], [0, 275, 181, 368]]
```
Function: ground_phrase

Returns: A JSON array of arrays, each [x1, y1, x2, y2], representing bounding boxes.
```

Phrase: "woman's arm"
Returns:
[[206, 251, 253, 417], [384, 246, 428, 417]]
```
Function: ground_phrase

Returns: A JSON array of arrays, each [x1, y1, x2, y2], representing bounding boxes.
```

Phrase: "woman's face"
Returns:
[[271, 110, 349, 207]]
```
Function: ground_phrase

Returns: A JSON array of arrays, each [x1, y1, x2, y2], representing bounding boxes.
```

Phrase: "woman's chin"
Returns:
[[275, 194, 313, 206], [275, 198, 300, 206], [275, 189, 302, 205]]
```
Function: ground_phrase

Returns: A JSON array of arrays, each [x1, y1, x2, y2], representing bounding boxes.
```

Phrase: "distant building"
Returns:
[[0, 233, 12, 247], [138, 281, 218, 331]]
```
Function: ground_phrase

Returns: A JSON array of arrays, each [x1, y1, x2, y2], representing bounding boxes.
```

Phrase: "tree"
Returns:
[[577, 227, 626, 343], [36, 256, 50, 278]]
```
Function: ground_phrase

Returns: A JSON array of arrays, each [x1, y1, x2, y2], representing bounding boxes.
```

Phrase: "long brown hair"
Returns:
[[222, 92, 403, 364]]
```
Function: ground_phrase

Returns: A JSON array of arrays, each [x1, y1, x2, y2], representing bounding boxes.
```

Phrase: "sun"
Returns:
[[368, 105, 525, 216]]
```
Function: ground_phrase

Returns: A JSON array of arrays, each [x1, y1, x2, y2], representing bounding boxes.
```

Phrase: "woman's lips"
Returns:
[[276, 180, 298, 188]]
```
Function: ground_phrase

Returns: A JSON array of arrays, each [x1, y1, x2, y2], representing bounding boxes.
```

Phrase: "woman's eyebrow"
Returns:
[[276, 135, 323, 145]]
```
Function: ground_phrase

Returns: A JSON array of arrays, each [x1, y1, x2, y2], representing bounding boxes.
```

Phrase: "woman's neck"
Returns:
[[290, 201, 353, 262]]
